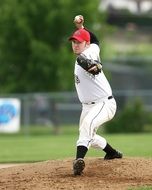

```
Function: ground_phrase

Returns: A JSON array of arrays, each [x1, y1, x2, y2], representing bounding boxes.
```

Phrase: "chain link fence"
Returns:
[[0, 90, 152, 128]]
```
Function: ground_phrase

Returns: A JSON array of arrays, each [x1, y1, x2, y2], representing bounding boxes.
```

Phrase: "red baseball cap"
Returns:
[[69, 28, 90, 42]]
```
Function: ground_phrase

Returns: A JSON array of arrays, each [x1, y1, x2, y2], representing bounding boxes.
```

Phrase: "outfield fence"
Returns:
[[0, 90, 152, 129]]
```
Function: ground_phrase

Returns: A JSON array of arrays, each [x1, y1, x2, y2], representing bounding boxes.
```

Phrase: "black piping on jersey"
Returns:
[[86, 101, 105, 148], [87, 139, 93, 148]]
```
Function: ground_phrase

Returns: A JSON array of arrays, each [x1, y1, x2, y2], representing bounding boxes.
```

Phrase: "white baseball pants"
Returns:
[[77, 97, 117, 150]]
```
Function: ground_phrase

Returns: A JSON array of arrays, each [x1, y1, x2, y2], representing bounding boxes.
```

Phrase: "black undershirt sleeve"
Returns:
[[85, 28, 99, 46]]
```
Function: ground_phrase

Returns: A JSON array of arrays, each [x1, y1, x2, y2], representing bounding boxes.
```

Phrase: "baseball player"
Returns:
[[69, 15, 123, 176]]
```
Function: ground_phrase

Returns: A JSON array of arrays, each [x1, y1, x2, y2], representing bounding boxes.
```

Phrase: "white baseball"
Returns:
[[74, 15, 83, 24]]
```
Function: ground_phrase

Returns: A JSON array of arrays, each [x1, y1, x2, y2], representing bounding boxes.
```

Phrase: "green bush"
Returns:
[[105, 99, 148, 133]]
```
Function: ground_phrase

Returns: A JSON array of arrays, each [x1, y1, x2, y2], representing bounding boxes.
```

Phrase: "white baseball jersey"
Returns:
[[74, 44, 112, 104]]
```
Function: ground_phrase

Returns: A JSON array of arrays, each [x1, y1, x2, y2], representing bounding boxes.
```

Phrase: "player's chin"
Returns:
[[74, 50, 81, 55]]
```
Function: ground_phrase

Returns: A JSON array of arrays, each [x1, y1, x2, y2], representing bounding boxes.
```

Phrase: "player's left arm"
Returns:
[[77, 54, 102, 75]]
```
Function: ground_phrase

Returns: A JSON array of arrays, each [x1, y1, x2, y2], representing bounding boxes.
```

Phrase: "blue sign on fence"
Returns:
[[0, 99, 21, 133]]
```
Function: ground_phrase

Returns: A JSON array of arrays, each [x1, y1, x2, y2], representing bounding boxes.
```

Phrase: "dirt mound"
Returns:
[[0, 158, 152, 190]]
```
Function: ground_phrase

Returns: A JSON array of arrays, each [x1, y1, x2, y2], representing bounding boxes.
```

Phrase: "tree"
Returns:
[[0, 0, 102, 93]]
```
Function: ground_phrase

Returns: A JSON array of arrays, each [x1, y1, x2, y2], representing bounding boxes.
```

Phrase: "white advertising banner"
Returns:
[[0, 98, 21, 133]]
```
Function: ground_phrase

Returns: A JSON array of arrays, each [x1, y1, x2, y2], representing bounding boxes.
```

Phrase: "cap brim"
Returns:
[[69, 36, 84, 42]]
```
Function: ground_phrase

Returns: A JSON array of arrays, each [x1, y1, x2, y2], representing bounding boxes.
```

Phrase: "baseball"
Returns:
[[74, 15, 84, 24]]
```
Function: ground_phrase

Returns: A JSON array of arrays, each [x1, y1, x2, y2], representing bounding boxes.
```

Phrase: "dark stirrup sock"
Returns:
[[76, 145, 88, 159], [103, 143, 116, 155]]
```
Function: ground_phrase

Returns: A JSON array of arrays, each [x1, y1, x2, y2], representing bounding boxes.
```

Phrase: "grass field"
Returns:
[[129, 187, 152, 190], [0, 125, 151, 163]]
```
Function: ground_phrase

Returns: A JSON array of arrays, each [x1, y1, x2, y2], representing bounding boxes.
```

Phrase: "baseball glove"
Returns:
[[77, 54, 102, 75]]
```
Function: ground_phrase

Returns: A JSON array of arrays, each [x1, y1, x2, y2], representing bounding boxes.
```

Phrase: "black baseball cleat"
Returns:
[[104, 150, 123, 160], [73, 158, 85, 176]]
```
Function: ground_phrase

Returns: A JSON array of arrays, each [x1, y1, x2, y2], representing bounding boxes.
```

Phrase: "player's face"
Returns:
[[72, 40, 88, 55]]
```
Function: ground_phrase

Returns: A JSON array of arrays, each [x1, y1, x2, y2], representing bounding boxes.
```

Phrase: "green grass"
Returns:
[[0, 126, 151, 163], [128, 186, 152, 190]]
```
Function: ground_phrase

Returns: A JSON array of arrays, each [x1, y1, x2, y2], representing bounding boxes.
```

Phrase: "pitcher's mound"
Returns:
[[0, 157, 152, 190]]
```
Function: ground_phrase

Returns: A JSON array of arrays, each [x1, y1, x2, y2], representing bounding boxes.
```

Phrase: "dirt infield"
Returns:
[[0, 157, 152, 190]]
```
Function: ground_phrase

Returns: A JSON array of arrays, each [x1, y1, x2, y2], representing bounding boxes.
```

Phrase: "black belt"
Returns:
[[87, 96, 113, 105], [108, 96, 113, 100]]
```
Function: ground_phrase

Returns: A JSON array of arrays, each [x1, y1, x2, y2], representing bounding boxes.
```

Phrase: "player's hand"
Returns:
[[74, 15, 84, 29], [77, 54, 102, 75], [88, 63, 102, 75]]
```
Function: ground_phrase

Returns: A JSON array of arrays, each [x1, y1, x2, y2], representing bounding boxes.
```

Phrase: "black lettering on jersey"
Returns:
[[74, 74, 80, 84]]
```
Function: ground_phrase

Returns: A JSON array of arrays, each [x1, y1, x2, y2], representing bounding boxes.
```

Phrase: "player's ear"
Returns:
[[86, 41, 90, 47]]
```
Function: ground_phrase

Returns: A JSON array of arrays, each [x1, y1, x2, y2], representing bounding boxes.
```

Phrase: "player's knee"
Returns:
[[80, 118, 94, 136]]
